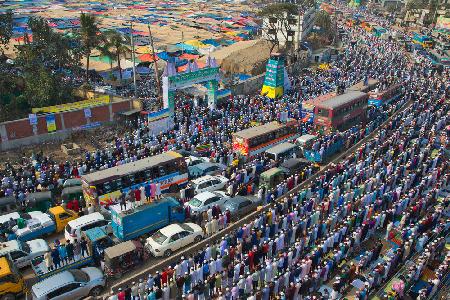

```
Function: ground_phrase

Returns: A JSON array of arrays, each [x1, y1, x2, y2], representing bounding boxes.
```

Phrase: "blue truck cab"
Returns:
[[110, 197, 185, 241]]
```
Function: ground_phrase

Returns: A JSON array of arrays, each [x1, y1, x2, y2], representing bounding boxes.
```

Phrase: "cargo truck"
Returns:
[[110, 197, 185, 241]]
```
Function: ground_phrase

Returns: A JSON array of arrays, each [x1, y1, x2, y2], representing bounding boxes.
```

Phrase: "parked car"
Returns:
[[0, 239, 49, 268], [31, 267, 105, 300], [146, 223, 204, 257], [219, 197, 259, 218], [191, 175, 229, 195], [185, 191, 229, 215], [185, 156, 209, 167], [64, 212, 111, 243], [188, 162, 226, 178]]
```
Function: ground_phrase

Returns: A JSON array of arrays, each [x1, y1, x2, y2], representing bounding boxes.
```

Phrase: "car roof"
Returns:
[[32, 271, 75, 298], [67, 212, 104, 228], [0, 240, 20, 255], [193, 191, 217, 202], [159, 223, 184, 236], [191, 162, 217, 170], [224, 197, 249, 205], [192, 175, 214, 184]]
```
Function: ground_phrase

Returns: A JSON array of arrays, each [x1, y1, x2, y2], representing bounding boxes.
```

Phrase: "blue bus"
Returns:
[[368, 82, 404, 107]]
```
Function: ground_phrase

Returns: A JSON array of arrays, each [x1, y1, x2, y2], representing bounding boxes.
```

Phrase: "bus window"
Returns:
[[318, 108, 329, 117], [135, 171, 145, 183], [144, 169, 153, 180], [152, 166, 160, 178], [102, 182, 113, 194], [159, 165, 166, 176], [112, 179, 122, 190]]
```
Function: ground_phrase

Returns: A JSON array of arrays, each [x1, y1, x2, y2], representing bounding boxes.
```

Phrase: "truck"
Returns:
[[110, 197, 185, 241], [0, 256, 26, 300], [303, 137, 344, 163], [31, 227, 113, 281], [11, 206, 78, 242]]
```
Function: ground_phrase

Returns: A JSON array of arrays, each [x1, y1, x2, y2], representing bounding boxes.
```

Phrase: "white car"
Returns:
[[0, 239, 50, 268], [146, 223, 203, 257], [191, 175, 229, 195], [31, 267, 105, 300], [184, 191, 229, 215], [185, 156, 210, 167]]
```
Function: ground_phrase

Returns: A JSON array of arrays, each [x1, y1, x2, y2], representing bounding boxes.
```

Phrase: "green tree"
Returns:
[[79, 13, 100, 82], [315, 10, 332, 34], [0, 11, 13, 56], [259, 3, 299, 53], [101, 29, 130, 80]]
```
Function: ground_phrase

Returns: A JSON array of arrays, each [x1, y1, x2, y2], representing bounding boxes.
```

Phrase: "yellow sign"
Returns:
[[32, 95, 110, 114]]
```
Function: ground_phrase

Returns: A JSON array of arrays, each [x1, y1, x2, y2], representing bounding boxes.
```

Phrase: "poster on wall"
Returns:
[[84, 108, 92, 118], [46, 114, 57, 133], [28, 114, 37, 125]]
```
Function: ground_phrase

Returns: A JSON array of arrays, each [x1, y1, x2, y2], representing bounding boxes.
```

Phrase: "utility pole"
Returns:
[[148, 22, 161, 98], [130, 21, 137, 97]]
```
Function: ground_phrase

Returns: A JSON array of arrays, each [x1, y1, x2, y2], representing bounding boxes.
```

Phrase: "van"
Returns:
[[64, 212, 111, 243], [265, 142, 300, 161]]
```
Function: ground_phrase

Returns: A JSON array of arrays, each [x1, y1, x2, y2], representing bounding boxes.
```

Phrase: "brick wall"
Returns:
[[0, 99, 133, 148]]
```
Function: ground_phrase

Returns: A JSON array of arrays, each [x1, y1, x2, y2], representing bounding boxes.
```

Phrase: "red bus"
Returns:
[[232, 119, 301, 157], [368, 82, 404, 107], [314, 91, 368, 131]]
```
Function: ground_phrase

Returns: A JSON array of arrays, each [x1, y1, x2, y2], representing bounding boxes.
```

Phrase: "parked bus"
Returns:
[[314, 91, 368, 132], [368, 82, 404, 107], [232, 119, 300, 158], [81, 151, 188, 207], [302, 93, 334, 124], [348, 78, 379, 93], [412, 33, 433, 48]]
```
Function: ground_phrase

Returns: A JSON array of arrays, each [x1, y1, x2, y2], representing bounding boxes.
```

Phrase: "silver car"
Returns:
[[31, 267, 105, 300]]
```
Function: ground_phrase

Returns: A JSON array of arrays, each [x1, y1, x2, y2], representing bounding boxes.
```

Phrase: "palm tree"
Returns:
[[79, 13, 99, 82], [102, 29, 130, 80]]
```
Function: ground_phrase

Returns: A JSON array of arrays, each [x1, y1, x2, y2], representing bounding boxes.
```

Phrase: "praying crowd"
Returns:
[[0, 5, 448, 300], [103, 8, 449, 300]]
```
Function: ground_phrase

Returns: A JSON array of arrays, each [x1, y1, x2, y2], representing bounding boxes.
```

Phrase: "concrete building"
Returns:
[[262, 5, 316, 51]]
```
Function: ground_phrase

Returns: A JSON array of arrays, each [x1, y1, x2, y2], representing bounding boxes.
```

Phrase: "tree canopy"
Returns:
[[0, 11, 13, 56]]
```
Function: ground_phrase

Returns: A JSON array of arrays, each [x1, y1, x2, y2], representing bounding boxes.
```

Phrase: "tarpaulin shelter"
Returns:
[[138, 53, 159, 62]]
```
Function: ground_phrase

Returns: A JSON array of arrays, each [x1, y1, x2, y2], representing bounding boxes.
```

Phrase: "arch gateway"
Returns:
[[162, 57, 220, 114]]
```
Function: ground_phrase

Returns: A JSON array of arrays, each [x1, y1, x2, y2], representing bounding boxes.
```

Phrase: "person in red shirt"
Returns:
[[161, 269, 168, 286], [117, 288, 125, 300]]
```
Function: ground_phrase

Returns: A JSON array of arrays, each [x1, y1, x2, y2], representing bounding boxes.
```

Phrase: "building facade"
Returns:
[[262, 6, 316, 51]]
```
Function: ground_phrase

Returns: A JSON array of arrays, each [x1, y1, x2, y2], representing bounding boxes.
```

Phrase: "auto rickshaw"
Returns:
[[259, 167, 285, 191], [104, 240, 147, 279], [25, 191, 53, 213], [61, 186, 85, 208], [0, 196, 19, 216]]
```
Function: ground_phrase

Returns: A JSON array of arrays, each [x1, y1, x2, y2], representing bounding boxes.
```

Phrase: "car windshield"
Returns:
[[65, 224, 73, 234], [226, 201, 239, 209], [151, 231, 168, 245], [19, 241, 30, 254], [179, 223, 194, 232], [188, 198, 202, 207], [69, 269, 89, 282]]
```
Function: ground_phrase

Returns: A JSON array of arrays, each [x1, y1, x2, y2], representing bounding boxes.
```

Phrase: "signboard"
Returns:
[[169, 67, 219, 85], [45, 114, 57, 133], [84, 108, 92, 118], [146, 108, 170, 122], [28, 114, 37, 125], [32, 95, 110, 114]]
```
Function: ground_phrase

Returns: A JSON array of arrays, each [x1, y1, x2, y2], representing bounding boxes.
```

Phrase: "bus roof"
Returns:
[[349, 79, 379, 92], [304, 92, 336, 106], [265, 142, 297, 155], [233, 120, 294, 140], [81, 151, 182, 184], [316, 91, 367, 110]]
